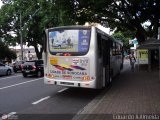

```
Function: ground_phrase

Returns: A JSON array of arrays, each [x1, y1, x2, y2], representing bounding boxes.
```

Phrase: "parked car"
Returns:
[[0, 62, 13, 76], [22, 60, 44, 77], [13, 60, 25, 73]]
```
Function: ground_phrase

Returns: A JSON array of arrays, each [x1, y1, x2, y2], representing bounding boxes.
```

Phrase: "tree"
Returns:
[[0, 0, 76, 59], [0, 3, 16, 46], [0, 40, 17, 60], [73, 0, 160, 43], [112, 30, 135, 49], [2, 0, 159, 60]]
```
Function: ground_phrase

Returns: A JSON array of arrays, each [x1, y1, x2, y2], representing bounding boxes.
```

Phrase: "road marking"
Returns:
[[0, 78, 42, 90], [58, 88, 68, 93], [0, 75, 22, 81], [0, 112, 17, 120], [32, 96, 50, 105]]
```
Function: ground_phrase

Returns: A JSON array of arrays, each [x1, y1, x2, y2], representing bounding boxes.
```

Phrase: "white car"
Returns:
[[0, 62, 13, 76], [53, 41, 68, 48]]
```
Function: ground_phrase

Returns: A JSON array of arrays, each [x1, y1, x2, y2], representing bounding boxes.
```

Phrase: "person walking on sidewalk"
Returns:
[[129, 52, 136, 71]]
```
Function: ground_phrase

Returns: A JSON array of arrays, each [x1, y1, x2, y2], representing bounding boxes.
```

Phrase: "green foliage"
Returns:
[[0, 0, 76, 59], [0, 40, 17, 60], [0, 3, 16, 46], [1, 0, 160, 60], [73, 0, 160, 42], [112, 31, 135, 49]]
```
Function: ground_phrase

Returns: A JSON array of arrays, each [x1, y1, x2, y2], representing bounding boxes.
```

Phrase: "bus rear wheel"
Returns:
[[105, 71, 112, 87]]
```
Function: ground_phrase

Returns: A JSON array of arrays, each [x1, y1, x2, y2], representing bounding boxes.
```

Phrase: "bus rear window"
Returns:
[[48, 28, 91, 56]]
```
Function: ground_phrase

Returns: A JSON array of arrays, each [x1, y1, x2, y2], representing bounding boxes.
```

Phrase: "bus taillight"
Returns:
[[64, 53, 71, 56], [82, 76, 90, 80], [47, 74, 55, 78]]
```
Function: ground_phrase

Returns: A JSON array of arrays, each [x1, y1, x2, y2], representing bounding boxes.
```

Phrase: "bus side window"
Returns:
[[120, 45, 123, 54], [97, 34, 102, 58], [115, 43, 119, 55], [102, 39, 110, 66], [110, 40, 113, 56], [116, 43, 121, 55], [112, 42, 116, 56]]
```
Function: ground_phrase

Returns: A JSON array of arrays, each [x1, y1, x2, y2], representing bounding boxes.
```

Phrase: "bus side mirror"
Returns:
[[43, 30, 47, 52]]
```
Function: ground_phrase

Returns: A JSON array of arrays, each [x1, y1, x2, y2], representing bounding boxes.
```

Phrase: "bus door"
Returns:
[[97, 34, 103, 88], [101, 36, 111, 86]]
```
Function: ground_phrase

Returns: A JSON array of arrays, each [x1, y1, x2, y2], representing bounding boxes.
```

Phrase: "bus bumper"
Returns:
[[44, 77, 96, 89]]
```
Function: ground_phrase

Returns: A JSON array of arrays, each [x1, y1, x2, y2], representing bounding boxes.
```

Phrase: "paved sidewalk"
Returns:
[[73, 60, 160, 120]]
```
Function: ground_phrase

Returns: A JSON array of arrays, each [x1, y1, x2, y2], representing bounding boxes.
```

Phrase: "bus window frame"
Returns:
[[44, 30, 47, 52], [47, 27, 91, 56]]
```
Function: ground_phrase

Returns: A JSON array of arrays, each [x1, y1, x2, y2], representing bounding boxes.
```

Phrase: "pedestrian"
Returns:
[[129, 52, 136, 71], [67, 37, 71, 45]]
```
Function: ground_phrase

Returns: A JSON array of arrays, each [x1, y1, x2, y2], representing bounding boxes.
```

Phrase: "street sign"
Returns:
[[137, 49, 148, 64], [129, 38, 138, 45]]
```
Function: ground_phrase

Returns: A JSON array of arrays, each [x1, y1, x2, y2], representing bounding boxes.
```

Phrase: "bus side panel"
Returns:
[[89, 27, 100, 89]]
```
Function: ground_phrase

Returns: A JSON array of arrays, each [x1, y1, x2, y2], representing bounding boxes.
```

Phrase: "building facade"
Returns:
[[10, 45, 37, 61]]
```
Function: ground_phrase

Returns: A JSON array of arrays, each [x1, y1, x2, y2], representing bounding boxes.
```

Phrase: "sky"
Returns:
[[0, 1, 3, 8]]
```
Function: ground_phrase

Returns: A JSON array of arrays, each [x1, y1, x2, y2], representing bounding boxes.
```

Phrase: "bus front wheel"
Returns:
[[109, 75, 112, 84], [109, 70, 113, 84]]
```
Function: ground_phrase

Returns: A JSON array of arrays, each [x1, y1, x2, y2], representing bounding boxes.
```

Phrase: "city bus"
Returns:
[[43, 24, 123, 89]]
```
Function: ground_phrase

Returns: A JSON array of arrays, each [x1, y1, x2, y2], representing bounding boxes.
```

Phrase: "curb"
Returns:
[[72, 85, 112, 120]]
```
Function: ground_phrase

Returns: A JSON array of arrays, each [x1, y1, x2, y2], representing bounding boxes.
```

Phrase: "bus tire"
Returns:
[[105, 70, 112, 87], [109, 70, 113, 84], [109, 76, 112, 83]]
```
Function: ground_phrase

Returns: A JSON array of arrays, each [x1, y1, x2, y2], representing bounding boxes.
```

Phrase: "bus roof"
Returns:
[[47, 25, 91, 31], [46, 24, 123, 45]]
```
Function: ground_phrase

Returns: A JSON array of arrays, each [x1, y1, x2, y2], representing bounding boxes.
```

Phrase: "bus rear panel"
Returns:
[[44, 26, 98, 88], [44, 25, 123, 89]]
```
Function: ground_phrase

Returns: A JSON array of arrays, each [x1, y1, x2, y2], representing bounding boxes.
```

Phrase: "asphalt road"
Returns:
[[0, 73, 103, 120]]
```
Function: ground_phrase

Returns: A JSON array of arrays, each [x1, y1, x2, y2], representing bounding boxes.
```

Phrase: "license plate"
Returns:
[[25, 71, 29, 73]]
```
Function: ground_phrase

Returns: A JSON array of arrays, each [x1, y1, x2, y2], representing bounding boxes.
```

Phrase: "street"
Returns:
[[0, 73, 102, 120]]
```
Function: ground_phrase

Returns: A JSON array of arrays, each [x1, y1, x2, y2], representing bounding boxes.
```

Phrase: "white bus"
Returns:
[[43, 24, 123, 89]]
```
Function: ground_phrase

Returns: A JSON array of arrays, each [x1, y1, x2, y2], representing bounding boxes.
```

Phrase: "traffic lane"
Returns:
[[19, 88, 103, 120], [19, 87, 102, 120], [0, 72, 21, 80], [0, 73, 42, 88], [0, 73, 22, 88], [0, 78, 64, 113], [17, 61, 129, 120]]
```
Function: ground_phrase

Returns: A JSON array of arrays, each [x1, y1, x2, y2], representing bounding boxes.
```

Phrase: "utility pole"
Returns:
[[19, 8, 41, 61], [20, 12, 23, 60]]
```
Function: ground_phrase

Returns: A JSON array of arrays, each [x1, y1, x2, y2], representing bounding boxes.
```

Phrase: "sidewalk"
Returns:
[[73, 60, 160, 120]]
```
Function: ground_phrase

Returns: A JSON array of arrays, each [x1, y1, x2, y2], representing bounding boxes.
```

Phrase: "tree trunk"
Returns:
[[34, 44, 43, 60]]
